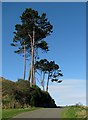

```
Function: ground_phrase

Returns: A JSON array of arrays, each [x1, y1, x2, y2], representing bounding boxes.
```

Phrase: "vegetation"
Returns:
[[35, 59, 63, 91], [2, 77, 57, 109], [1, 9, 63, 119], [2, 107, 38, 120], [11, 8, 53, 86], [10, 7, 63, 108], [62, 105, 87, 119]]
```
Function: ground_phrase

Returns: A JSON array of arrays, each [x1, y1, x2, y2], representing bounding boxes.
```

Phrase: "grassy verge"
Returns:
[[61, 106, 77, 118], [76, 106, 87, 118], [2, 107, 39, 120], [61, 106, 87, 119]]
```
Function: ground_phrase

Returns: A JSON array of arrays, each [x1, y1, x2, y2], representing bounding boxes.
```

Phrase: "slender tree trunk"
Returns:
[[28, 34, 32, 86], [46, 72, 50, 92], [42, 72, 45, 91], [31, 27, 35, 86], [41, 71, 45, 91], [41, 71, 43, 88], [28, 67, 31, 86], [28, 27, 35, 87], [23, 42, 26, 80]]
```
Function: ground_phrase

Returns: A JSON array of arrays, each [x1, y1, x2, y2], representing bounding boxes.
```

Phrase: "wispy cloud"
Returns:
[[49, 79, 86, 106]]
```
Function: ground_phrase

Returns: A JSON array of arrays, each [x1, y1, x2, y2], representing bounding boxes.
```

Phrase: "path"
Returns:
[[12, 108, 65, 118]]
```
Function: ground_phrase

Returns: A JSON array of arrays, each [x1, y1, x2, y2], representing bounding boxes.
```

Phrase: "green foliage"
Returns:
[[30, 88, 56, 107], [2, 78, 16, 96], [2, 78, 56, 109], [11, 8, 53, 55], [16, 79, 30, 92], [62, 106, 87, 118], [11, 8, 53, 86], [2, 107, 38, 120], [35, 59, 63, 84]]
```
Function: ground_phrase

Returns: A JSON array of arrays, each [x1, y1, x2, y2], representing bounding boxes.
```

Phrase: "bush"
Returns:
[[30, 86, 56, 108], [2, 79, 57, 108]]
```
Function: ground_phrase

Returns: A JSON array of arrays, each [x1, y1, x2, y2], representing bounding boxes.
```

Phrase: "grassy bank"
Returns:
[[2, 107, 39, 120], [62, 106, 87, 118]]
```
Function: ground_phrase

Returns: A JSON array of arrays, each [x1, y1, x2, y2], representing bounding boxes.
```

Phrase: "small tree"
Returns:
[[35, 59, 63, 92], [35, 59, 49, 90], [46, 61, 63, 92]]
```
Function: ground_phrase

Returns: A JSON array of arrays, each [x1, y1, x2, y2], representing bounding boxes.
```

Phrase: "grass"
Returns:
[[61, 106, 87, 119], [76, 106, 87, 118], [62, 106, 77, 118], [2, 107, 39, 120]]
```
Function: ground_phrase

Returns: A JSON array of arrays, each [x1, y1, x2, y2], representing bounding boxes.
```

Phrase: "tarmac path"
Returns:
[[13, 108, 65, 118]]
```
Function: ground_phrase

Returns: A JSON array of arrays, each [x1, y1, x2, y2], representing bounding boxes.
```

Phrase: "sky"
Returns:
[[1, 0, 87, 2], [1, 2, 86, 106]]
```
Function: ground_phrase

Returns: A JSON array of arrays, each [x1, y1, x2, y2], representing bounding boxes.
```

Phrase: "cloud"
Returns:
[[48, 79, 86, 106]]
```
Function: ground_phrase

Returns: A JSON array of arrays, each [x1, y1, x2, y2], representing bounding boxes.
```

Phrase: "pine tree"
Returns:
[[11, 8, 53, 87]]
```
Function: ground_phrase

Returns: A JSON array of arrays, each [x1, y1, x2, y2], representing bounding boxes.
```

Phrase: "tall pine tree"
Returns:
[[11, 8, 53, 87]]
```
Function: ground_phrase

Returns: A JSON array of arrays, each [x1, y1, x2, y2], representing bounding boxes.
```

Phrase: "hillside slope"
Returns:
[[1, 77, 57, 109]]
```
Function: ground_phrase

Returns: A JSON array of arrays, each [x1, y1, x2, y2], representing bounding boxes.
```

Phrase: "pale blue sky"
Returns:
[[2, 2, 86, 106]]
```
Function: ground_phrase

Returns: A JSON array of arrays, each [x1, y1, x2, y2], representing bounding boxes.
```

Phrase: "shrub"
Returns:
[[2, 79, 57, 108]]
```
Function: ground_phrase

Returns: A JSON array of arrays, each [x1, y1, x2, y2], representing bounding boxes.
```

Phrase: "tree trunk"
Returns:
[[23, 42, 26, 80], [31, 27, 35, 86], [42, 72, 45, 91], [28, 27, 35, 87], [28, 34, 32, 86], [28, 67, 31, 86], [46, 72, 50, 92], [41, 71, 45, 91]]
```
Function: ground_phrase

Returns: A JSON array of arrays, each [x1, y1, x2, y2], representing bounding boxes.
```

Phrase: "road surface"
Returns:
[[13, 108, 65, 118]]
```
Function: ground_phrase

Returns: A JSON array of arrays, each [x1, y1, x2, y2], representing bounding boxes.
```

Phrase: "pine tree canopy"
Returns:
[[11, 8, 53, 56]]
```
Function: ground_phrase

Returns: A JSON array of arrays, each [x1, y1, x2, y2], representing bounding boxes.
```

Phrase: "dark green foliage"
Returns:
[[39, 91, 56, 108], [35, 59, 63, 83], [11, 8, 53, 85], [2, 78, 56, 108], [29, 87, 56, 108], [16, 78, 30, 92], [11, 8, 53, 56], [35, 59, 63, 91], [2, 78, 16, 96], [35, 59, 48, 71]]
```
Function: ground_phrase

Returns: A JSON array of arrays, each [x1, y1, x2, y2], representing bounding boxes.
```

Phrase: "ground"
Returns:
[[12, 108, 65, 118]]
